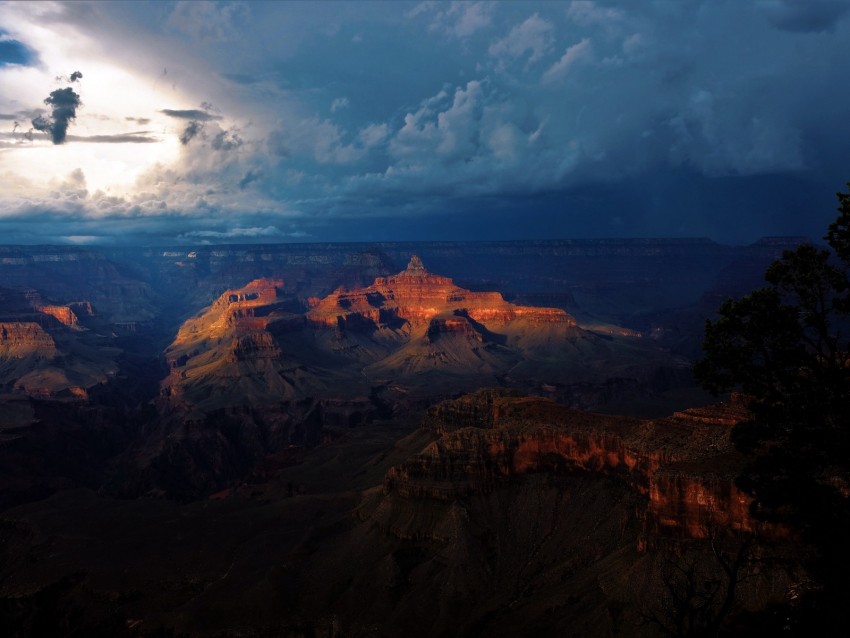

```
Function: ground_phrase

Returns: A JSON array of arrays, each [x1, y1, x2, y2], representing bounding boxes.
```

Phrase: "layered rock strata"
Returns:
[[383, 389, 762, 540], [161, 278, 300, 403], [308, 255, 577, 332], [0, 322, 58, 359], [36, 305, 79, 327]]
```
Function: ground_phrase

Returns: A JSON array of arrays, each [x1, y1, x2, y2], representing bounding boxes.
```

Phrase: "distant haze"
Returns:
[[1, 1, 849, 245]]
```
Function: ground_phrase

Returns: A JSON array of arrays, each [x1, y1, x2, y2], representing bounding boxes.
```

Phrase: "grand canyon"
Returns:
[[4, 2, 850, 635], [0, 240, 809, 636]]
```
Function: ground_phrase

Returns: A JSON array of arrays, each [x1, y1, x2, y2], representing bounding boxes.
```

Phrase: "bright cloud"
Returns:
[[541, 38, 593, 84], [489, 13, 554, 64]]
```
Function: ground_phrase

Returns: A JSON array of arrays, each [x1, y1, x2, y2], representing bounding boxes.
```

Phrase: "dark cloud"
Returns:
[[171, 101, 236, 148], [0, 114, 17, 121], [4, 1, 850, 246], [179, 120, 204, 145], [211, 127, 243, 151], [65, 133, 158, 144], [763, 0, 850, 32], [160, 109, 222, 121], [238, 168, 262, 189], [55, 70, 84, 83], [125, 116, 151, 125], [31, 86, 82, 144]]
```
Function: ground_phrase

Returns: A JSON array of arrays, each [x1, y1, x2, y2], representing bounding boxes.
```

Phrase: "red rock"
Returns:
[[37, 305, 79, 327], [0, 322, 57, 359], [307, 256, 577, 332], [383, 389, 781, 542], [165, 278, 286, 367]]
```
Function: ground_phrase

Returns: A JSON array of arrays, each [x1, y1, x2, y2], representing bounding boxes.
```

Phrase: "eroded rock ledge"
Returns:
[[382, 389, 764, 541], [307, 255, 577, 331]]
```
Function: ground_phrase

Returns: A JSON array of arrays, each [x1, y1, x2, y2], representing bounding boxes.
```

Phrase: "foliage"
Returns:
[[694, 184, 850, 623]]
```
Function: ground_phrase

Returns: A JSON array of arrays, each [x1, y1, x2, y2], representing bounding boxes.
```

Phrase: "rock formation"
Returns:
[[37, 305, 79, 327], [0, 287, 119, 400], [307, 255, 577, 331], [0, 322, 57, 359], [0, 242, 815, 637], [141, 259, 695, 497], [161, 278, 311, 408], [161, 256, 692, 420], [380, 389, 765, 542], [165, 278, 287, 362]]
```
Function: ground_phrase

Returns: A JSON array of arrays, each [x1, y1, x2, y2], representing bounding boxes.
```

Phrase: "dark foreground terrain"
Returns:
[[0, 239, 810, 636]]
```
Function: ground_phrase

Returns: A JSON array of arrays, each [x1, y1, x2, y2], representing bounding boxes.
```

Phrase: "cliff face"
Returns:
[[0, 248, 157, 324], [307, 255, 577, 332], [0, 286, 123, 400], [0, 289, 78, 331], [301, 256, 675, 398], [162, 258, 679, 418], [646, 470, 755, 539], [382, 390, 761, 541], [144, 257, 698, 496], [0, 322, 57, 359], [161, 278, 306, 407], [165, 278, 286, 364], [148, 279, 374, 497], [37, 305, 79, 327]]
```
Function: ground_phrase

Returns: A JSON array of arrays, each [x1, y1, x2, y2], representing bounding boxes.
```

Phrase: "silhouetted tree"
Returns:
[[694, 184, 850, 631], [642, 532, 753, 638]]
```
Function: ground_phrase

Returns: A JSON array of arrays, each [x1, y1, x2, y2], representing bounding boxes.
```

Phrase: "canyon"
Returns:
[[380, 389, 763, 541], [0, 239, 808, 636], [124, 255, 696, 499]]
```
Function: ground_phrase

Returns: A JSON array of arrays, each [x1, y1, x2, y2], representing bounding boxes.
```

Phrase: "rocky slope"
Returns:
[[305, 255, 594, 393], [158, 257, 625, 420], [0, 393, 799, 638], [378, 389, 765, 542], [0, 239, 814, 636], [300, 391, 794, 637], [161, 278, 305, 407], [0, 287, 122, 401], [0, 247, 158, 325], [308, 255, 576, 330], [0, 322, 57, 360], [126, 278, 376, 498], [138, 258, 693, 498]]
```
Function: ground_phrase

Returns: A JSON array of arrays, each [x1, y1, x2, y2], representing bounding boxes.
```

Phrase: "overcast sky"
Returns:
[[0, 0, 849, 245]]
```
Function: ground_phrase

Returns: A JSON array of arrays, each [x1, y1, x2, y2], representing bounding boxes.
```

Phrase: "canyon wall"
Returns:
[[382, 390, 761, 541], [0, 322, 57, 359]]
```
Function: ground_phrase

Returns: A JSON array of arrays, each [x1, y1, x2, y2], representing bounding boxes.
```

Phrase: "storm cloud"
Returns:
[[31, 86, 81, 144], [2, 1, 850, 245], [65, 133, 158, 144], [161, 108, 222, 121], [179, 120, 203, 145]]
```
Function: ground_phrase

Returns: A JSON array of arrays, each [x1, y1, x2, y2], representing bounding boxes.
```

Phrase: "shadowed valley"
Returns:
[[0, 240, 813, 636]]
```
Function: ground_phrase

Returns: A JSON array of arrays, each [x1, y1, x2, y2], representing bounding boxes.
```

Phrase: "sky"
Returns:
[[0, 0, 849, 246]]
